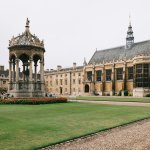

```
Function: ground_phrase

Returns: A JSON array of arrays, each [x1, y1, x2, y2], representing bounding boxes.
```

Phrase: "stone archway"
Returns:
[[85, 84, 89, 93]]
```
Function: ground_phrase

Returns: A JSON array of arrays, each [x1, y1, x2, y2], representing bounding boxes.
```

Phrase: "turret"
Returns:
[[126, 16, 134, 48]]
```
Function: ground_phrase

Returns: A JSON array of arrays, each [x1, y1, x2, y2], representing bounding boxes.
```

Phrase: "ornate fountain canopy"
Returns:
[[9, 18, 44, 49]]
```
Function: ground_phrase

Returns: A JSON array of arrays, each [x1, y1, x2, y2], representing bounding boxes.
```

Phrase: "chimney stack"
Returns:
[[73, 62, 76, 69], [57, 65, 62, 71]]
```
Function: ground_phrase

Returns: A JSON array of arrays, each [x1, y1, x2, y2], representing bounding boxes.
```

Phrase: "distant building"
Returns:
[[0, 66, 9, 93], [44, 63, 84, 96], [83, 21, 150, 97], [45, 21, 150, 97]]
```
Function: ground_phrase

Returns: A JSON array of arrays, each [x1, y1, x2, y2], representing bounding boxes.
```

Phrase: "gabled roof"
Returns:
[[88, 40, 150, 64]]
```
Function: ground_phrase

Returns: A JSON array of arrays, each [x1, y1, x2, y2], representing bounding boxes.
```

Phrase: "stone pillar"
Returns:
[[8, 60, 12, 91], [133, 65, 136, 88], [16, 59, 19, 82], [123, 63, 126, 90], [34, 62, 37, 82], [9, 60, 12, 82], [15, 59, 19, 90], [40, 60, 44, 82], [101, 67, 105, 96], [13, 60, 15, 82], [92, 66, 95, 94], [29, 59, 33, 82], [112, 64, 115, 95], [121, 63, 126, 96], [40, 59, 44, 91], [23, 64, 25, 82], [29, 59, 33, 91], [34, 62, 37, 90]]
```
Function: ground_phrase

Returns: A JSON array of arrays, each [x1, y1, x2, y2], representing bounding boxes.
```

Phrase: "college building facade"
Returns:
[[0, 66, 9, 93], [45, 22, 150, 97], [44, 63, 84, 96]]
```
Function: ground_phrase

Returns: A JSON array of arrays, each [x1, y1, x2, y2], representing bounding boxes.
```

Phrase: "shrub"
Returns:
[[106, 93, 110, 96], [128, 93, 133, 96], [0, 97, 68, 105], [94, 92, 99, 96], [118, 90, 122, 96], [145, 93, 150, 97], [124, 90, 128, 96]]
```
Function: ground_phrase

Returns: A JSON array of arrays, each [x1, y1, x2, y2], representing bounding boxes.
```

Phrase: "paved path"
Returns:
[[69, 100, 150, 106], [42, 119, 150, 150]]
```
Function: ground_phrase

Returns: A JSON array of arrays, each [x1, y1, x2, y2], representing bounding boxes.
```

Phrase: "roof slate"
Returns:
[[88, 40, 150, 64], [45, 66, 83, 74]]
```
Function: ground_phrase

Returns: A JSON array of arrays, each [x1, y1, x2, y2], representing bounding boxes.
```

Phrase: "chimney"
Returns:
[[57, 65, 62, 71], [73, 62, 76, 69], [0, 66, 4, 71]]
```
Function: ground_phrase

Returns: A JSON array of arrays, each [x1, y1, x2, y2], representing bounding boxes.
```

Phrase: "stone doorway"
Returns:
[[60, 87, 63, 94], [85, 84, 89, 93]]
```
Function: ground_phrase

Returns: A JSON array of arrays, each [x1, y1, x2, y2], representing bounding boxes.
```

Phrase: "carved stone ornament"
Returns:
[[9, 18, 44, 49]]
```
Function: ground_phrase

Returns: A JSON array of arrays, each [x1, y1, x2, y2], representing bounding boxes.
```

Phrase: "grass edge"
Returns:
[[35, 116, 150, 150]]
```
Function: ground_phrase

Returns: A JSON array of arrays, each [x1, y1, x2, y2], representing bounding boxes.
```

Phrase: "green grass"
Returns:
[[0, 102, 150, 150], [75, 96, 150, 102]]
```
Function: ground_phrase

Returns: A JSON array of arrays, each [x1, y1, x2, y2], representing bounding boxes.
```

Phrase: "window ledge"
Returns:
[[127, 79, 133, 81]]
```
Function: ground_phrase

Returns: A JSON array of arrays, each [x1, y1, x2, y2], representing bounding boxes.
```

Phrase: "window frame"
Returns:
[[106, 69, 112, 81], [116, 68, 123, 80]]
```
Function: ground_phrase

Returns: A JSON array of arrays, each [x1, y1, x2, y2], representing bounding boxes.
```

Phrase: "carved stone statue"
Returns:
[[26, 18, 30, 26]]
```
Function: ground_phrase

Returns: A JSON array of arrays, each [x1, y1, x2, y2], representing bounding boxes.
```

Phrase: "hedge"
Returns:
[[0, 97, 67, 105]]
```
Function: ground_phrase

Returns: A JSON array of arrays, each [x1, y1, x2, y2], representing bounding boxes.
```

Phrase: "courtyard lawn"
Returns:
[[0, 103, 150, 150], [75, 96, 150, 102]]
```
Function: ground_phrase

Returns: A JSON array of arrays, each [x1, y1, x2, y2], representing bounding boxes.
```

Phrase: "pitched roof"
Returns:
[[45, 66, 83, 74], [88, 40, 150, 64]]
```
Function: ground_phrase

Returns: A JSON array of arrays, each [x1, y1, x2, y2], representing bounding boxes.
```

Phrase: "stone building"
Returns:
[[45, 21, 150, 97], [0, 66, 9, 93], [44, 63, 84, 96], [83, 22, 150, 97], [8, 18, 45, 97]]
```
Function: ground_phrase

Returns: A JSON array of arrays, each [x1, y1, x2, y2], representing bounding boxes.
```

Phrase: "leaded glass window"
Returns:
[[128, 67, 133, 79], [117, 68, 123, 80], [87, 71, 92, 81], [135, 64, 149, 87], [96, 70, 102, 81], [106, 69, 111, 81]]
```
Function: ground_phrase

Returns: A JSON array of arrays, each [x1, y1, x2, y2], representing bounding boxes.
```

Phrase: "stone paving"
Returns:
[[69, 99, 150, 107]]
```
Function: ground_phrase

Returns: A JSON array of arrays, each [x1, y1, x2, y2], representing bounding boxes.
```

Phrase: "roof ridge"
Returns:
[[96, 40, 150, 52]]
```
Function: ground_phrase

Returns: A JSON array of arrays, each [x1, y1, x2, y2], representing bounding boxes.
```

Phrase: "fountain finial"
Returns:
[[26, 18, 30, 28]]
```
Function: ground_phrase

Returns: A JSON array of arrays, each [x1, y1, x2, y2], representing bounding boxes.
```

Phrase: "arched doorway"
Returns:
[[60, 87, 62, 94], [85, 84, 89, 93]]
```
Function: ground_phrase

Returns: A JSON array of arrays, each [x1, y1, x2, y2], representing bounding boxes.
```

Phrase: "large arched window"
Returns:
[[135, 64, 149, 87]]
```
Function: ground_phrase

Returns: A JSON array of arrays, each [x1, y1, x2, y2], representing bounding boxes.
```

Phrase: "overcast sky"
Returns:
[[0, 0, 150, 70]]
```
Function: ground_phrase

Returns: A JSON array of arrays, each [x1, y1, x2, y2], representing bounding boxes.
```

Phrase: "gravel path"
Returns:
[[69, 100, 150, 107], [41, 119, 150, 150]]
